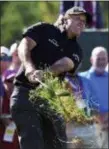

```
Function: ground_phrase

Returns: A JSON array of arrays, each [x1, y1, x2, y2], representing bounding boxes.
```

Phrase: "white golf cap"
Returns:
[[0, 46, 10, 56]]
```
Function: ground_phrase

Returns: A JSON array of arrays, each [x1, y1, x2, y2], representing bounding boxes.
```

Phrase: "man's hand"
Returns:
[[26, 70, 43, 84]]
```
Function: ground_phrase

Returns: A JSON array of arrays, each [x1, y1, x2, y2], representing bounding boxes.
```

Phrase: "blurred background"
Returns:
[[1, 1, 109, 70]]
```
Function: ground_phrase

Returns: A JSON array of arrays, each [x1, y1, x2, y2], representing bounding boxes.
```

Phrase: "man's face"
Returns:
[[66, 14, 86, 37], [91, 51, 108, 73]]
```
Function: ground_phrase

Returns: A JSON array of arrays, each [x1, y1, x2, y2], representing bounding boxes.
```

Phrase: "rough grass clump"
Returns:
[[29, 72, 92, 124]]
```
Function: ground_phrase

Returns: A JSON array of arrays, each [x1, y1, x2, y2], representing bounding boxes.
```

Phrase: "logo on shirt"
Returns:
[[72, 53, 80, 62], [48, 39, 59, 47]]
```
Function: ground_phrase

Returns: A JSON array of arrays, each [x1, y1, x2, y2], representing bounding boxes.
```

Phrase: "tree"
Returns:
[[1, 1, 59, 46]]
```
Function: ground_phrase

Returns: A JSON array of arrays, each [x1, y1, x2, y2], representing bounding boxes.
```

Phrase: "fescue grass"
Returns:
[[29, 72, 93, 124]]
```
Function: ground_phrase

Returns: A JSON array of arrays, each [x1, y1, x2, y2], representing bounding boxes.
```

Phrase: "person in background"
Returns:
[[79, 46, 108, 148], [0, 42, 20, 149], [0, 47, 8, 148], [0, 74, 5, 149], [59, 1, 104, 28], [3, 41, 21, 97], [65, 73, 99, 117], [0, 77, 4, 116], [0, 45, 11, 133], [10, 6, 91, 149], [0, 46, 11, 75]]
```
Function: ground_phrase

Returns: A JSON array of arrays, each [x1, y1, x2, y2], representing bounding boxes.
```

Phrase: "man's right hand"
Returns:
[[26, 70, 43, 84]]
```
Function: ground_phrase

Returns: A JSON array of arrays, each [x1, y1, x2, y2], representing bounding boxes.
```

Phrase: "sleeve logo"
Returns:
[[72, 53, 80, 62]]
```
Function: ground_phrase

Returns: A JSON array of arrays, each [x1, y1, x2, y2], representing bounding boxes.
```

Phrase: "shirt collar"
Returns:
[[61, 30, 77, 40], [89, 67, 108, 77]]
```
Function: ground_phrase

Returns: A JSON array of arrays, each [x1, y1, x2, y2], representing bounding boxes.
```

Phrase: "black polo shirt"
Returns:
[[15, 22, 83, 88]]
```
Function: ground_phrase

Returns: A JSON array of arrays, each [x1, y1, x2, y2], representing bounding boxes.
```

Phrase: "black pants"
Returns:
[[10, 86, 67, 149]]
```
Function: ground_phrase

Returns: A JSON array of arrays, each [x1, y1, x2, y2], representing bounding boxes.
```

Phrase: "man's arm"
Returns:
[[18, 37, 44, 83], [18, 36, 75, 76], [18, 36, 36, 76], [18, 36, 75, 83], [50, 57, 74, 75]]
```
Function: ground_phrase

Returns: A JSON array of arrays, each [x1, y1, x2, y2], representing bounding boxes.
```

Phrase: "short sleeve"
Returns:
[[65, 40, 83, 74], [71, 53, 82, 70], [68, 51, 83, 74], [22, 22, 45, 44]]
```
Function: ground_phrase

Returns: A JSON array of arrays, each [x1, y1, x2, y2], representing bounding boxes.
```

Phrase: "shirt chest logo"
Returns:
[[72, 53, 80, 62], [48, 38, 59, 47]]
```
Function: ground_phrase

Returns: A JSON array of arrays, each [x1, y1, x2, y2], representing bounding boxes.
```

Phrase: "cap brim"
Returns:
[[67, 11, 92, 25]]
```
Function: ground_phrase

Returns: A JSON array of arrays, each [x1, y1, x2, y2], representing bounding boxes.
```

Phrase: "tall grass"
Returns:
[[29, 72, 93, 124]]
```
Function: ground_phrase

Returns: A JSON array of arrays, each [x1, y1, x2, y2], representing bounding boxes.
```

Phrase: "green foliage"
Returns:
[[29, 72, 92, 124], [1, 1, 59, 46]]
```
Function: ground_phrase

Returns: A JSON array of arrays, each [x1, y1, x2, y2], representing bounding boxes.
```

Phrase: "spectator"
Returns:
[[0, 77, 4, 115], [0, 77, 5, 149], [79, 46, 108, 113], [65, 73, 99, 117], [59, 1, 104, 28], [0, 46, 12, 75], [0, 42, 20, 149], [0, 55, 5, 148], [10, 6, 91, 149], [3, 42, 21, 97], [79, 46, 108, 148], [0, 46, 10, 146]]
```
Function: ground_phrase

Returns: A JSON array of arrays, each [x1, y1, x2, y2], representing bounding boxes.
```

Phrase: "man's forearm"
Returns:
[[18, 37, 36, 74], [50, 57, 74, 75]]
